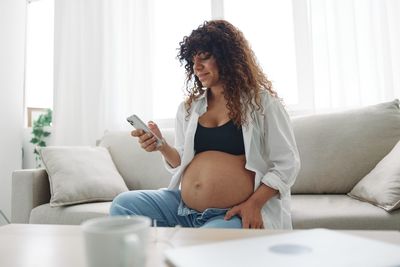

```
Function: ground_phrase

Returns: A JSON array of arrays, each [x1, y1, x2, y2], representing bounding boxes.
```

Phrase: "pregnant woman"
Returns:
[[110, 20, 300, 229]]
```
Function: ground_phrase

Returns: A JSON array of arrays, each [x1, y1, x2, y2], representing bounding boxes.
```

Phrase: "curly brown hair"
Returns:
[[177, 20, 278, 126]]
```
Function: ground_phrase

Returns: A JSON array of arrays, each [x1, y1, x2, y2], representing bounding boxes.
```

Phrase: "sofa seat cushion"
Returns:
[[291, 195, 400, 230], [29, 202, 111, 225]]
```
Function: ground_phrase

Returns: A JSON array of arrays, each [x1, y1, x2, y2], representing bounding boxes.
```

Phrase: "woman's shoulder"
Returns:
[[258, 89, 281, 107], [176, 96, 204, 116]]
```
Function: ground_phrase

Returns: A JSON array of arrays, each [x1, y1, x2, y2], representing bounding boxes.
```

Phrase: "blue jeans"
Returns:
[[109, 189, 242, 228]]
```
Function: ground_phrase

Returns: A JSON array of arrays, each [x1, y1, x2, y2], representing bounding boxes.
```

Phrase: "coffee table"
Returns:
[[0, 224, 399, 267]]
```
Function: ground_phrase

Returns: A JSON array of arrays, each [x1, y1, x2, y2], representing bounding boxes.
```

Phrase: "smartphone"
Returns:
[[126, 114, 163, 147]]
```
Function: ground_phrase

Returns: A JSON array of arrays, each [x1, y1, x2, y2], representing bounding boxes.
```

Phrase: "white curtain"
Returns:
[[53, 0, 155, 145], [301, 0, 400, 111], [53, 0, 400, 145]]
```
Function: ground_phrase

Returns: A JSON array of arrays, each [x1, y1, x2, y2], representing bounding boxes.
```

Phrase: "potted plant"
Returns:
[[30, 109, 52, 168]]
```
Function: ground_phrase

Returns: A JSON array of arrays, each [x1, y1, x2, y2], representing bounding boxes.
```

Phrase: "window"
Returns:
[[25, 0, 54, 127], [153, 0, 211, 119], [25, 0, 298, 124], [152, 0, 298, 118]]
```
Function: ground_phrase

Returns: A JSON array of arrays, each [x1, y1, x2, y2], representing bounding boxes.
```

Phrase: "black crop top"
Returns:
[[194, 120, 245, 155]]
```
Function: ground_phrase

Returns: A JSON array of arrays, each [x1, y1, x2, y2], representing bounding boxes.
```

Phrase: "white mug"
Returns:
[[81, 215, 151, 267]]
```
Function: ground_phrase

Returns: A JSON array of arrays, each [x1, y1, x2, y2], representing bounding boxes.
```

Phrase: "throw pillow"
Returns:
[[348, 140, 400, 211], [40, 146, 129, 207]]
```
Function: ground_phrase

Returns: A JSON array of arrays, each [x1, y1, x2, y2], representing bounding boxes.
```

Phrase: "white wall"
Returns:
[[0, 0, 26, 219]]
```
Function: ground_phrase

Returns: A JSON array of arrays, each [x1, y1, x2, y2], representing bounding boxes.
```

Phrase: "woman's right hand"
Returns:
[[131, 121, 164, 152], [131, 121, 181, 167]]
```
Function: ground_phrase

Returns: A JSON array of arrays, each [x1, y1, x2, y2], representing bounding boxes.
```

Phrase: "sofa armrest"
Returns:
[[11, 168, 51, 223]]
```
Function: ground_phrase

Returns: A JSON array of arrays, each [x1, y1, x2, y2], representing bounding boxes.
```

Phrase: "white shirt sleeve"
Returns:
[[163, 102, 185, 174], [260, 96, 301, 195]]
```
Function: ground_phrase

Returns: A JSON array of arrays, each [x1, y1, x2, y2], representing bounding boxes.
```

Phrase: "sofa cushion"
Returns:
[[98, 130, 174, 190], [291, 100, 400, 194], [30, 195, 400, 229], [40, 146, 129, 207], [291, 195, 400, 230], [348, 140, 400, 211], [29, 202, 110, 225]]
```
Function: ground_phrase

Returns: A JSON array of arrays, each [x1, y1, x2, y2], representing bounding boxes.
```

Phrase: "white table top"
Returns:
[[0, 224, 399, 267]]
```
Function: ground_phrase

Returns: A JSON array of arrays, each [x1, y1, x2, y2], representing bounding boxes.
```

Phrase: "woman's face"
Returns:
[[192, 52, 222, 89]]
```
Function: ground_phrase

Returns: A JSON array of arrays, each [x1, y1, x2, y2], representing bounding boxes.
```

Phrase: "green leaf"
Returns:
[[30, 109, 52, 160], [44, 117, 51, 125], [32, 128, 44, 137], [38, 141, 46, 147]]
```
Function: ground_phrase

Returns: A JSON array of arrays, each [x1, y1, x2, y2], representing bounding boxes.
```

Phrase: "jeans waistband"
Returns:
[[178, 199, 229, 216]]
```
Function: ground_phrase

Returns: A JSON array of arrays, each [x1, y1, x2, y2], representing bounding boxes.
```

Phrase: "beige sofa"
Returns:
[[12, 100, 400, 229]]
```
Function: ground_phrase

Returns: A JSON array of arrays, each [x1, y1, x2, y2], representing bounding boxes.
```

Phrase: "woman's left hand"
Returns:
[[224, 199, 264, 229]]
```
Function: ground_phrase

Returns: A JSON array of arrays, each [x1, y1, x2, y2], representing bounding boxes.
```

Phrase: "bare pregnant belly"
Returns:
[[181, 151, 255, 212]]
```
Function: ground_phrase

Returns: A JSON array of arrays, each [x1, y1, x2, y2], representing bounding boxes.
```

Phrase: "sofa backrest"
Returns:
[[291, 99, 400, 194], [100, 100, 400, 194], [99, 129, 175, 190]]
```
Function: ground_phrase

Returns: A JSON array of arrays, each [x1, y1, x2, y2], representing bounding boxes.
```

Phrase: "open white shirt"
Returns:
[[163, 90, 301, 229]]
